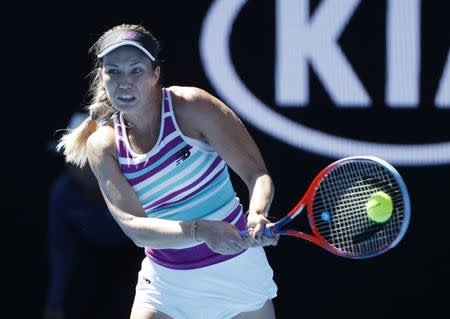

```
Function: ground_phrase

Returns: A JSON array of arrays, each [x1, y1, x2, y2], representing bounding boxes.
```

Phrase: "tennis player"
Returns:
[[57, 24, 278, 319]]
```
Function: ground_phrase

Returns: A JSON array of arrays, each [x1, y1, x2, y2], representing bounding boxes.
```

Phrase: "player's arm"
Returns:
[[86, 124, 248, 254], [171, 86, 276, 244], [86, 124, 197, 248]]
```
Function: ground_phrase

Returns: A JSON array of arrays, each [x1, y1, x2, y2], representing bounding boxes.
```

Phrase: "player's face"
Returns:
[[100, 46, 159, 113]]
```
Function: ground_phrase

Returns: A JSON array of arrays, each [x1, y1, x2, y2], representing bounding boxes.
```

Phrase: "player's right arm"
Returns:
[[86, 123, 248, 254]]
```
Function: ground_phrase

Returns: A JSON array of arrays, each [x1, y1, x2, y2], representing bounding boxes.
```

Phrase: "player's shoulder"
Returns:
[[167, 85, 217, 109], [86, 121, 116, 160], [167, 85, 209, 101], [167, 85, 224, 116]]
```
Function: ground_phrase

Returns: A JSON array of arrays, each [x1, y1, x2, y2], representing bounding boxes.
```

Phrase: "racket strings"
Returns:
[[334, 181, 401, 253], [311, 161, 406, 256], [330, 166, 401, 253]]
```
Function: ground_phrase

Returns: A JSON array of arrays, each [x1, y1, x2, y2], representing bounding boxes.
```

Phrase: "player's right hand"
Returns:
[[195, 220, 249, 255]]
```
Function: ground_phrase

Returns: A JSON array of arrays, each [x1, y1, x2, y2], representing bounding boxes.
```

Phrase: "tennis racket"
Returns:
[[241, 156, 410, 258]]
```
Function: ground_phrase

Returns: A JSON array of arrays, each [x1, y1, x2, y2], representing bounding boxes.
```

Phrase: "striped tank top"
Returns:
[[113, 88, 247, 269]]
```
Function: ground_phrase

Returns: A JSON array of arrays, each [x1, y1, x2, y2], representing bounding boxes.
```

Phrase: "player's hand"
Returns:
[[195, 220, 249, 255], [245, 211, 279, 247]]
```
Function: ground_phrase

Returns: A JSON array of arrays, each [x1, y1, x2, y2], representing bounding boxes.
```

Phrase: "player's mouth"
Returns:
[[118, 95, 136, 103]]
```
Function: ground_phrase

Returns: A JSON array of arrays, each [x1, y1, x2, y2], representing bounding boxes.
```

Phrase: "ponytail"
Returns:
[[56, 116, 98, 167]]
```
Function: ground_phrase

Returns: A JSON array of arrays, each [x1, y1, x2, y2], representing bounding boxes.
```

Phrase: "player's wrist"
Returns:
[[246, 210, 268, 218], [191, 219, 202, 242]]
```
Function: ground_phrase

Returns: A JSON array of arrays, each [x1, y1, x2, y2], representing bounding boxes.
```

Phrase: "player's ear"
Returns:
[[152, 65, 160, 85]]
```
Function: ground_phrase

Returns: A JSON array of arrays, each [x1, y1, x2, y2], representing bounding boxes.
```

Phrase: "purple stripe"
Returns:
[[127, 151, 178, 186], [116, 122, 124, 137], [125, 143, 192, 187], [117, 139, 133, 159], [163, 89, 170, 113], [115, 113, 135, 159], [162, 116, 176, 140], [149, 164, 226, 212], [119, 136, 185, 173], [144, 205, 247, 270], [144, 157, 222, 210]]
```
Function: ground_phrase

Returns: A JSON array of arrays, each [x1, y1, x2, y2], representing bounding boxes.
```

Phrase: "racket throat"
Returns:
[[274, 215, 292, 230], [274, 204, 306, 233], [275, 216, 321, 245]]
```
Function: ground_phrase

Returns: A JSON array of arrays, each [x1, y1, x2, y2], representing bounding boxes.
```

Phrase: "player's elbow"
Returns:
[[126, 230, 147, 248], [130, 237, 146, 248], [117, 218, 147, 248]]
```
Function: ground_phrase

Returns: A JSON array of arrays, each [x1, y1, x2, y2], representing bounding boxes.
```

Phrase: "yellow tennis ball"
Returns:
[[366, 191, 393, 223]]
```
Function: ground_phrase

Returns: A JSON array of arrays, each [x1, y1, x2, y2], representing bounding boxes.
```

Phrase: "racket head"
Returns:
[[306, 156, 410, 258]]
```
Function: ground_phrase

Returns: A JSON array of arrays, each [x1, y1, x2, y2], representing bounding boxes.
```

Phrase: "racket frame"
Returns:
[[268, 156, 411, 258]]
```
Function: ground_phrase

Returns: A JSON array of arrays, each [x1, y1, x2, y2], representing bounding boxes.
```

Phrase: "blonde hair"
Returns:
[[57, 24, 160, 167]]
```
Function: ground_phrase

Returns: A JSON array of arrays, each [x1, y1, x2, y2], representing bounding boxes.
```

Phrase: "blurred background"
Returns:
[[5, 0, 448, 318]]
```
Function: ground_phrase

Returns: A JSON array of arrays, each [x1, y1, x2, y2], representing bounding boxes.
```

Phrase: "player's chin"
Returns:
[[113, 98, 139, 110]]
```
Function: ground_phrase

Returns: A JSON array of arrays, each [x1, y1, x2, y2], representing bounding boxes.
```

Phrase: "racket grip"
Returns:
[[239, 225, 275, 238]]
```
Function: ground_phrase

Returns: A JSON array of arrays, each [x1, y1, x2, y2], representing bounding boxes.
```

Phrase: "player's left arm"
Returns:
[[172, 86, 276, 245]]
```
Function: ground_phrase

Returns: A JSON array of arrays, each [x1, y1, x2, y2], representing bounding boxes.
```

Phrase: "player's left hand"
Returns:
[[245, 211, 279, 247]]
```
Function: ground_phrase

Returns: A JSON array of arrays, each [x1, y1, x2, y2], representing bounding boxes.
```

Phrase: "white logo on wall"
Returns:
[[200, 0, 450, 166]]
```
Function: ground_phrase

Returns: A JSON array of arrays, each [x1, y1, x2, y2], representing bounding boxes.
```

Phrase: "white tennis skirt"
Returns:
[[132, 246, 278, 319]]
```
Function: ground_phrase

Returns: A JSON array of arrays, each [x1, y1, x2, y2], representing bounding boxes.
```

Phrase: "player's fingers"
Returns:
[[244, 228, 260, 247], [259, 223, 278, 246], [232, 232, 250, 250], [252, 223, 265, 240]]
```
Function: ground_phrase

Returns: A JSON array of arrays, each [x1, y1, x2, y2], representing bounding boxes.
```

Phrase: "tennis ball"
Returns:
[[366, 191, 393, 223]]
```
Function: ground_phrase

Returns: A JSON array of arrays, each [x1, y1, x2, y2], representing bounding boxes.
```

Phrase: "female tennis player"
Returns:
[[57, 24, 278, 319]]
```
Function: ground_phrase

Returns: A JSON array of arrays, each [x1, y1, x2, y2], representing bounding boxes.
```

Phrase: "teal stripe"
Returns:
[[148, 172, 236, 221], [123, 141, 187, 180], [136, 150, 204, 197], [139, 153, 216, 205]]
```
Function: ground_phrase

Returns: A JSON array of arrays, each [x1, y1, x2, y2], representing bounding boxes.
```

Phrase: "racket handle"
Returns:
[[239, 225, 275, 238]]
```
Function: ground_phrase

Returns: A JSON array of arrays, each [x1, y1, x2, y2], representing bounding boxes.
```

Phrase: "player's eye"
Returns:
[[106, 68, 120, 75]]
